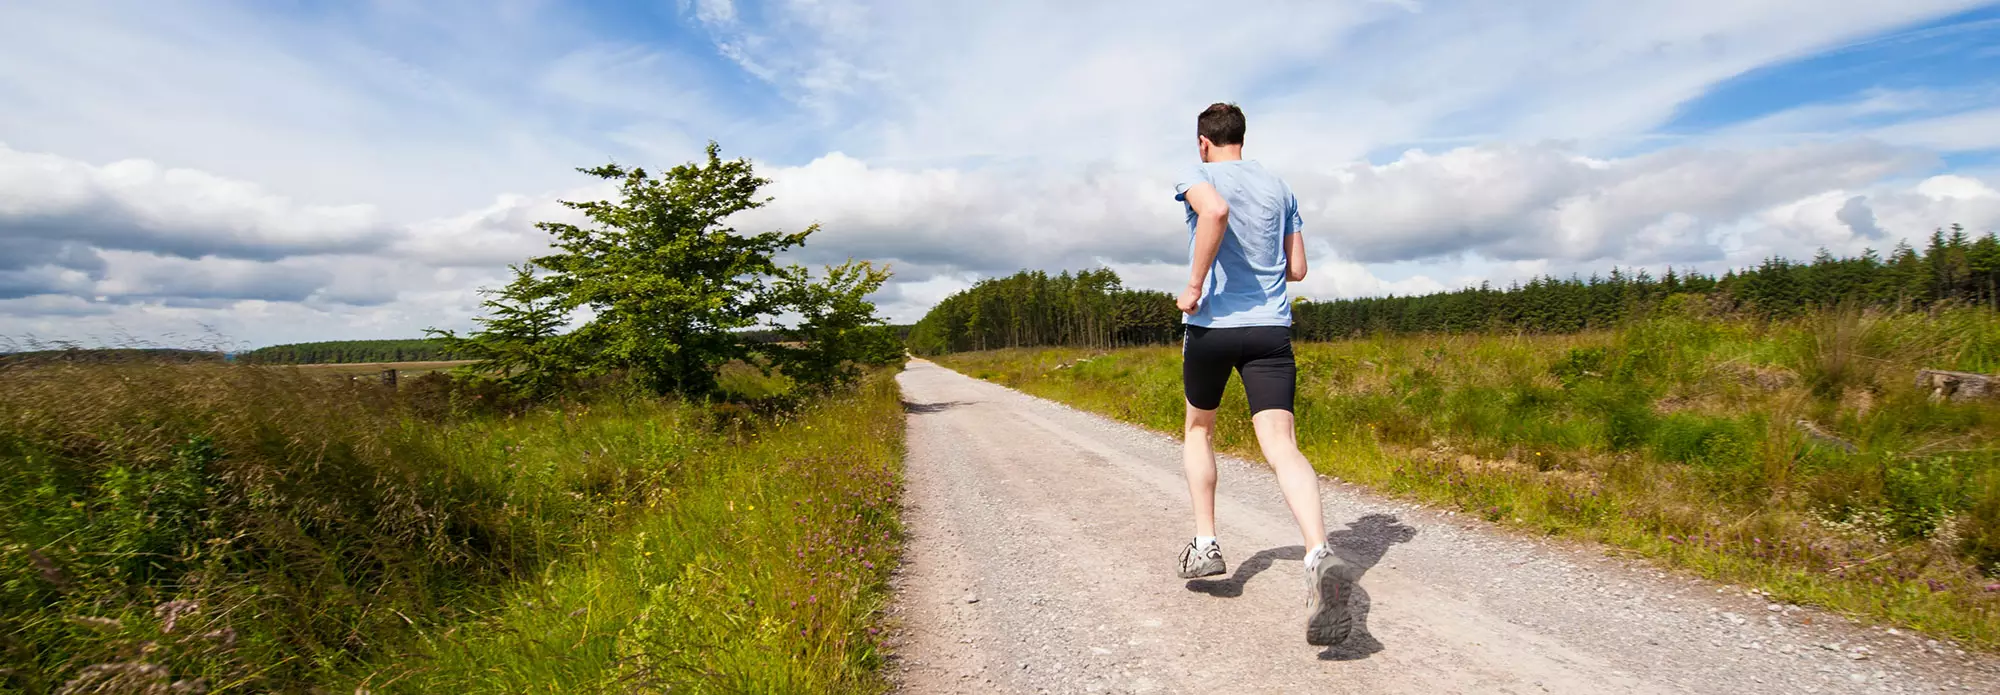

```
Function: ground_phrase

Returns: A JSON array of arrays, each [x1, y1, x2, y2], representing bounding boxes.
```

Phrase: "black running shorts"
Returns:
[[1182, 324, 1296, 413]]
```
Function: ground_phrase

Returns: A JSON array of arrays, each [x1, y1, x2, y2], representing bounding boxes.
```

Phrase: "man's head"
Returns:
[[1197, 102, 1245, 162]]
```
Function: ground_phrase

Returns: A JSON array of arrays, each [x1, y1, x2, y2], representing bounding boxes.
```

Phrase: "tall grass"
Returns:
[[356, 375, 904, 693], [0, 359, 904, 693], [938, 308, 2000, 648]]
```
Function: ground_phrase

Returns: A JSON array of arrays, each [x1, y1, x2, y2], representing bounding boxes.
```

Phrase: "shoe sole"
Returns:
[[1178, 558, 1226, 579], [1306, 560, 1353, 646]]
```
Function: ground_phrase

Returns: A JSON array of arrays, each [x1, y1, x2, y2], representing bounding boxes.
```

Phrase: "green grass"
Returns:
[[1, 359, 905, 693], [936, 308, 2000, 649], [356, 375, 904, 693]]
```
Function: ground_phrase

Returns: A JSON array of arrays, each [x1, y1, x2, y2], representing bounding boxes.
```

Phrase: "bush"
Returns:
[[1652, 414, 1757, 470], [1549, 346, 1608, 389], [0, 362, 562, 690], [1962, 474, 2000, 575], [1574, 380, 1654, 451], [1881, 454, 1981, 540]]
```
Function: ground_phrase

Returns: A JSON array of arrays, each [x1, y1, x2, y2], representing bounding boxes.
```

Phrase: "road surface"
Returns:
[[887, 359, 1999, 694]]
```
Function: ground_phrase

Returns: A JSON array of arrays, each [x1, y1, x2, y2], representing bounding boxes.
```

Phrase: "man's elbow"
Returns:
[[1288, 268, 1307, 282], [1198, 203, 1229, 222]]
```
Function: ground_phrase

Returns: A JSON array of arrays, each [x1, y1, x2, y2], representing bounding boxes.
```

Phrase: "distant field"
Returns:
[[289, 360, 475, 376]]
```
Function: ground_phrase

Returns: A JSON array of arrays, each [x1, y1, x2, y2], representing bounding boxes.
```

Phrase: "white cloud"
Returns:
[[746, 153, 1184, 272], [394, 188, 604, 268], [706, 0, 1988, 167], [1300, 140, 1932, 264], [1871, 107, 2000, 151], [0, 144, 525, 344], [691, 0, 737, 27], [744, 140, 1948, 296], [0, 143, 390, 263]]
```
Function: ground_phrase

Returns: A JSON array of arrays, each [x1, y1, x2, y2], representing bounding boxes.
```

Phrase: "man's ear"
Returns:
[[1197, 135, 1211, 160]]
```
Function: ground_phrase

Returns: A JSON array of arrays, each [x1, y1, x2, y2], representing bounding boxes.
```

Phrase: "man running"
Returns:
[[1171, 102, 1349, 646]]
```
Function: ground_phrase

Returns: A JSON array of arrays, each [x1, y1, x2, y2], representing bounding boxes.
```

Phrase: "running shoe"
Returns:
[[1304, 546, 1353, 646], [1177, 539, 1226, 579]]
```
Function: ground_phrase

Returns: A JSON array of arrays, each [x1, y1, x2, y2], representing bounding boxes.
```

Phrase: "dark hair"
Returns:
[[1197, 103, 1245, 146]]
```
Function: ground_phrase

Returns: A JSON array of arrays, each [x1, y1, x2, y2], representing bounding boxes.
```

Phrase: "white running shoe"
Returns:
[[1304, 546, 1353, 646], [1177, 540, 1226, 579]]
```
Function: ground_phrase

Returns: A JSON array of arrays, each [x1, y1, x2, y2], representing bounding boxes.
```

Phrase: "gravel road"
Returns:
[[886, 359, 2000, 694]]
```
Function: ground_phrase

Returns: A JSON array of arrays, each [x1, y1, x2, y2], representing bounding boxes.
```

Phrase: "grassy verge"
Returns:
[[935, 309, 2000, 649], [1, 360, 904, 693], [357, 374, 903, 693]]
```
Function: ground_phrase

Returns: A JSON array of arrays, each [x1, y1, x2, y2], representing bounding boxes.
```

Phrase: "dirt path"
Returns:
[[886, 359, 2000, 694]]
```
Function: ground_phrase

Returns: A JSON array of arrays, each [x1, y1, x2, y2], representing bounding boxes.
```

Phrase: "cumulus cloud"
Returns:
[[1300, 140, 1933, 264], [1751, 175, 2000, 260], [394, 189, 601, 268], [745, 153, 1184, 273], [741, 140, 1954, 300], [0, 144, 541, 342], [1837, 195, 1887, 240], [0, 143, 391, 264]]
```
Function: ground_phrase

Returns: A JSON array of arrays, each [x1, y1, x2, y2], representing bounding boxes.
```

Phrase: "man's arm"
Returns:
[[1179, 182, 1228, 314], [1286, 231, 1307, 282]]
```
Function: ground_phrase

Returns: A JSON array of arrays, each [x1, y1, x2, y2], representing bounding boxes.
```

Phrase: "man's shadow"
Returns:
[[1185, 513, 1417, 661]]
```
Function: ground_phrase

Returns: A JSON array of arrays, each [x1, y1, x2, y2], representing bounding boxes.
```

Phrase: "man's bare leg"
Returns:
[[1183, 402, 1220, 538], [1258, 408, 1350, 644], [1251, 409, 1327, 548]]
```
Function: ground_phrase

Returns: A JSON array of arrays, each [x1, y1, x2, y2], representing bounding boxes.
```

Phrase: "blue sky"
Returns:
[[2, 0, 1998, 348], [1668, 6, 2000, 133]]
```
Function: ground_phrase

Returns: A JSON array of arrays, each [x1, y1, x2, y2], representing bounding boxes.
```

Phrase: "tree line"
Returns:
[[911, 224, 1995, 353], [906, 269, 1183, 355], [240, 339, 454, 364]]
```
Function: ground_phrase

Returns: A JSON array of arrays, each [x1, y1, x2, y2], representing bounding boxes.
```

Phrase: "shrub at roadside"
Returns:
[[428, 143, 900, 401]]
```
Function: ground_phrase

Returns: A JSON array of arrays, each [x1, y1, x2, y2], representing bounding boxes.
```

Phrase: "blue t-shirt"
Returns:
[[1174, 160, 1301, 328]]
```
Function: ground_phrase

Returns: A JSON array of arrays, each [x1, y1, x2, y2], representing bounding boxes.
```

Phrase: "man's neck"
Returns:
[[1203, 145, 1244, 163]]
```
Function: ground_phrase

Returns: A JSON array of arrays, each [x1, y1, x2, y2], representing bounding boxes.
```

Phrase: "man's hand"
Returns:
[[1177, 283, 1201, 315]]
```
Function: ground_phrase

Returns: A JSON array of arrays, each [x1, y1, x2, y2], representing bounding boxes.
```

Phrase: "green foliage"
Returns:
[[1, 360, 907, 692], [240, 339, 452, 364], [767, 261, 904, 392], [1882, 455, 1979, 537], [1549, 347, 1608, 389], [1652, 414, 1756, 470], [906, 268, 1178, 355], [362, 373, 907, 693], [1294, 225, 1997, 339], [428, 263, 577, 399], [1593, 384, 1658, 452], [1964, 475, 2000, 573], [530, 143, 813, 397], [436, 144, 893, 399], [1, 363, 535, 691]]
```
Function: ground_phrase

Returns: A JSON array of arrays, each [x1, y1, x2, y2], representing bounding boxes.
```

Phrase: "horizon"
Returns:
[[5, 1, 1999, 349]]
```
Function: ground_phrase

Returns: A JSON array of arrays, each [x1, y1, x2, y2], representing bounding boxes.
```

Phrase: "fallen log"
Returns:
[[1915, 369, 1997, 403]]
